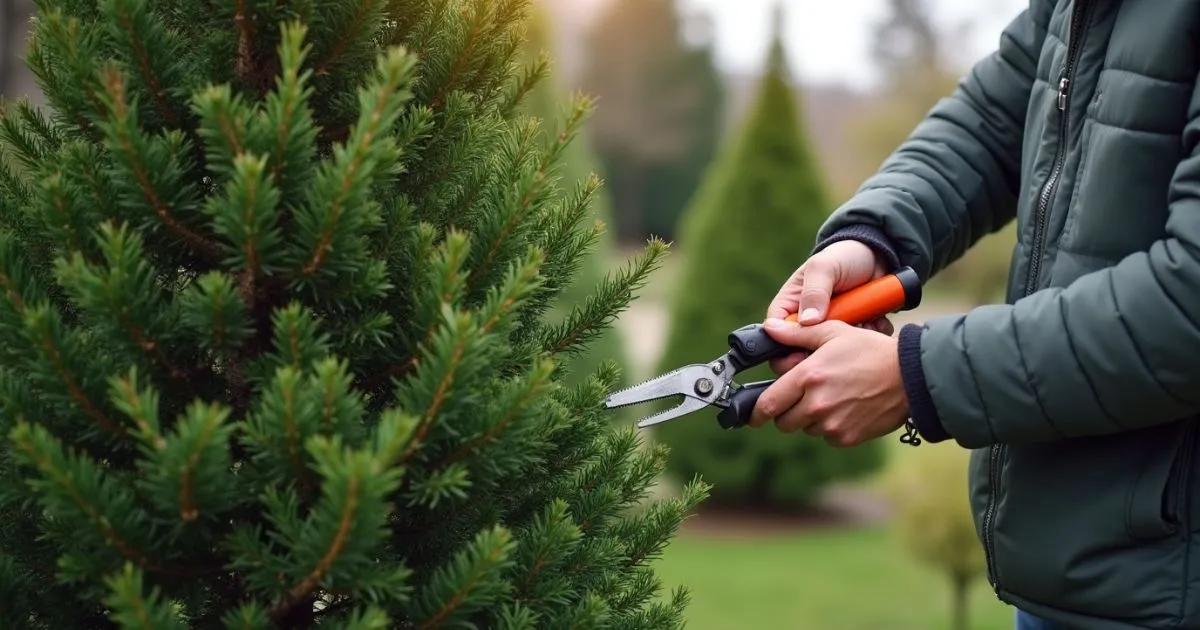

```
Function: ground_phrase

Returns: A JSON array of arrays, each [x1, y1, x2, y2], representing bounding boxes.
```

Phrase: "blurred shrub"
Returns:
[[928, 222, 1016, 306], [520, 6, 629, 388], [651, 15, 885, 512], [851, 87, 1017, 306], [580, 0, 724, 244], [882, 444, 985, 630], [846, 0, 1016, 306]]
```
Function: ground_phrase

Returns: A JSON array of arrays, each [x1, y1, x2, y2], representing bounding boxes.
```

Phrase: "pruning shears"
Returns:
[[605, 267, 922, 429]]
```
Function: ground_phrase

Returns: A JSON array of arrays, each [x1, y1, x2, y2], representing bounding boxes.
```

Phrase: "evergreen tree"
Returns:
[[579, 0, 723, 245], [519, 5, 627, 388], [0, 1, 708, 627], [651, 10, 885, 512]]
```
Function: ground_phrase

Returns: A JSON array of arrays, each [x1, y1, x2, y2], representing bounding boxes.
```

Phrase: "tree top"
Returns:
[[765, 1, 791, 81]]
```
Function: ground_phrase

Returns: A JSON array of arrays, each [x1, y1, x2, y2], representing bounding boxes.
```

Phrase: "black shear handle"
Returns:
[[716, 381, 774, 429], [718, 324, 804, 430], [726, 324, 801, 372]]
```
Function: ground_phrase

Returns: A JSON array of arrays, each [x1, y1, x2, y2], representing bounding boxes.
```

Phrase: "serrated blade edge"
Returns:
[[604, 364, 707, 408]]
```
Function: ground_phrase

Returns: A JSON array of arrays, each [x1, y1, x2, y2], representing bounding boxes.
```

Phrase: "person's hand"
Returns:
[[747, 318, 910, 447], [765, 240, 893, 375]]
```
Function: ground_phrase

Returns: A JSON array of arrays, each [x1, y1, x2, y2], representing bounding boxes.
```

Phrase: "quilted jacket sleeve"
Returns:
[[814, 3, 1048, 279], [913, 75, 1200, 446]]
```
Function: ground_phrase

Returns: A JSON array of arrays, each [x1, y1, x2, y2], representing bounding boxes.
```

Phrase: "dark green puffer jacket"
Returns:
[[814, 0, 1200, 628]]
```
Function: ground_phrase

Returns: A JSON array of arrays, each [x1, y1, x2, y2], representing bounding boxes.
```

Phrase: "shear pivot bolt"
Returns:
[[695, 378, 714, 396]]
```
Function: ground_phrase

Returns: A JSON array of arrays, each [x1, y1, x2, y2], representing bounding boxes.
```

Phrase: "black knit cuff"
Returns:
[[897, 323, 950, 443], [812, 224, 902, 273]]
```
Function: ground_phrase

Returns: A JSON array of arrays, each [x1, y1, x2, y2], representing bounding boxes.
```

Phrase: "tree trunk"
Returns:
[[950, 573, 971, 630]]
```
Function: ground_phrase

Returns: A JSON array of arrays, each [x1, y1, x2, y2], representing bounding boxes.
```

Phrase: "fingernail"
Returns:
[[764, 317, 786, 330], [800, 308, 820, 323]]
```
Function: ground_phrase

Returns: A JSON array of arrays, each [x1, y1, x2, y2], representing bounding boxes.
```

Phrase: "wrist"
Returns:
[[897, 323, 950, 443], [813, 224, 902, 273], [886, 335, 911, 419]]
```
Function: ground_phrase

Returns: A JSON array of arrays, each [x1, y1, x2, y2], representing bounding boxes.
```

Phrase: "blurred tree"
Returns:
[[849, 0, 1013, 305], [871, 0, 954, 101], [882, 445, 985, 630], [650, 7, 885, 512], [520, 5, 629, 388], [580, 0, 723, 244], [934, 221, 1016, 305], [850, 0, 963, 173], [1, 0, 36, 100]]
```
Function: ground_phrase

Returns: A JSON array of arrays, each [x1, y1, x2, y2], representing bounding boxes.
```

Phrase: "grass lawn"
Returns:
[[654, 525, 1015, 630]]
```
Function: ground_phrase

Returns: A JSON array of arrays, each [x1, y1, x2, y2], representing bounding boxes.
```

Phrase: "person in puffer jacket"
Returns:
[[745, 2, 1200, 629]]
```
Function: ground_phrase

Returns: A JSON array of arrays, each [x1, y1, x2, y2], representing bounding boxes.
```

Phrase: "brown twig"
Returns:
[[299, 62, 402, 277], [36, 326, 127, 441], [395, 337, 466, 466], [103, 69, 220, 259], [268, 475, 362, 621], [280, 377, 313, 492], [177, 408, 221, 523], [13, 436, 219, 580], [233, 0, 254, 85], [113, 5, 180, 128], [417, 540, 505, 630]]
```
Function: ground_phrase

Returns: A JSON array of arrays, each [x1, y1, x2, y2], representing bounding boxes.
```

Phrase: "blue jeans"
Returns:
[[1015, 610, 1064, 630]]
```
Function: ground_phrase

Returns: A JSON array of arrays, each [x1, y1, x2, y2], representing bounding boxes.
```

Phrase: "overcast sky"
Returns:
[[677, 0, 1028, 88]]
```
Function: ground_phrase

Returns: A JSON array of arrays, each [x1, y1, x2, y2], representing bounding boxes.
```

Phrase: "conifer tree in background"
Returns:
[[520, 4, 628, 388], [652, 8, 885, 512], [0, 0, 708, 627], [580, 0, 724, 245]]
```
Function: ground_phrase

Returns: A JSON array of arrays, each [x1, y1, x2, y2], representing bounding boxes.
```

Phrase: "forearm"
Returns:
[[820, 178, 1200, 448], [907, 228, 1200, 447]]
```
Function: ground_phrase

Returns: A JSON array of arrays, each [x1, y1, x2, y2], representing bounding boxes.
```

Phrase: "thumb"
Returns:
[[797, 259, 837, 324], [763, 318, 846, 349]]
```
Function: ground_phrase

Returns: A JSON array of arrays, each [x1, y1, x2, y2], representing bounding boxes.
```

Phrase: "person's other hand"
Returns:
[[747, 318, 910, 447], [765, 240, 892, 374]]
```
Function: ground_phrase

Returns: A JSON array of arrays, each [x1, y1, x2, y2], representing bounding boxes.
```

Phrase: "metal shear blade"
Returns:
[[604, 363, 727, 428]]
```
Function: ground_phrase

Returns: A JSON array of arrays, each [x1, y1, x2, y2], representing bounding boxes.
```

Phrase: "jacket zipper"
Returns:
[[1175, 423, 1197, 535], [1025, 0, 1092, 295], [983, 0, 1094, 599], [982, 444, 1002, 594]]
